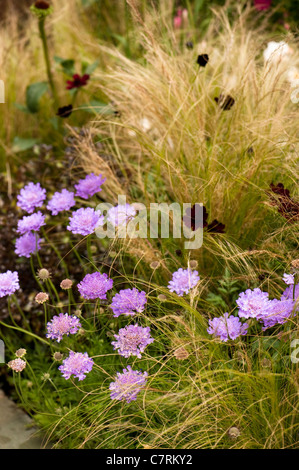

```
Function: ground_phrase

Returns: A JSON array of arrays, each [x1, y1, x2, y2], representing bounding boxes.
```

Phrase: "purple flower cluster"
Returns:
[[260, 298, 295, 330], [47, 189, 76, 215], [281, 283, 299, 302], [17, 182, 46, 213], [0, 271, 19, 298], [15, 232, 41, 258], [74, 173, 106, 199], [236, 288, 270, 319], [111, 324, 154, 358], [207, 313, 249, 342], [110, 288, 147, 317], [282, 273, 295, 285], [168, 268, 200, 296], [46, 313, 81, 342], [67, 208, 104, 236], [17, 211, 46, 234], [58, 351, 94, 381], [78, 272, 113, 300], [109, 366, 148, 403]]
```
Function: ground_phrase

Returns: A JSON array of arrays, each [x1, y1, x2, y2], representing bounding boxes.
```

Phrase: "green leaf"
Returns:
[[54, 57, 75, 76], [12, 137, 40, 153], [14, 103, 31, 114], [26, 82, 49, 113], [82, 60, 99, 75]]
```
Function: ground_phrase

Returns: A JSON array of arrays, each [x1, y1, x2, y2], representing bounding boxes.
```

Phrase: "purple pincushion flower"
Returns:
[[74, 173, 106, 199], [67, 208, 104, 236], [236, 288, 270, 319], [17, 211, 46, 234], [110, 288, 147, 317], [260, 298, 295, 330], [282, 273, 295, 285], [109, 366, 148, 403], [107, 204, 136, 227], [111, 324, 154, 358], [58, 351, 94, 381], [17, 182, 46, 214], [281, 283, 299, 302], [78, 272, 113, 300], [0, 271, 20, 298], [15, 232, 41, 258], [46, 313, 81, 342], [207, 313, 248, 342], [167, 268, 200, 296], [47, 189, 76, 215]]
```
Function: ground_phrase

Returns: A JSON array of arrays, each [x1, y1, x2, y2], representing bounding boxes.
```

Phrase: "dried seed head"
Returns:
[[189, 260, 198, 269], [37, 268, 51, 282], [26, 381, 33, 388], [174, 347, 189, 360], [74, 309, 82, 317], [53, 352, 63, 362], [60, 279, 73, 290], [228, 427, 241, 439], [291, 259, 299, 271], [150, 261, 160, 270], [157, 294, 167, 302], [261, 358, 272, 369], [78, 328, 85, 336], [41, 373, 50, 381], [15, 348, 27, 358], [35, 292, 49, 304]]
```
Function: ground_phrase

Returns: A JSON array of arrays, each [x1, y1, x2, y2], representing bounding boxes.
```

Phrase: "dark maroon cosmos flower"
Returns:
[[268, 182, 299, 222], [183, 204, 208, 231], [214, 94, 235, 110], [207, 219, 226, 233], [66, 74, 90, 90], [197, 54, 209, 67], [34, 0, 51, 8], [57, 105, 73, 118], [186, 41, 194, 50]]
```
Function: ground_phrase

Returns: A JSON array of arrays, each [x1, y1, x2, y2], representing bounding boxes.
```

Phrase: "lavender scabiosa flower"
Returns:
[[46, 313, 81, 343], [74, 173, 106, 199], [17, 211, 46, 234], [260, 298, 295, 330], [111, 324, 154, 358], [0, 271, 19, 298], [15, 232, 41, 258], [78, 272, 113, 300], [236, 288, 270, 319], [109, 366, 148, 404], [107, 204, 136, 227], [8, 358, 26, 372], [58, 351, 94, 381], [67, 208, 104, 236], [207, 313, 249, 342], [167, 268, 200, 296], [17, 182, 46, 214], [281, 283, 299, 302], [110, 288, 147, 317], [282, 273, 295, 285], [47, 189, 76, 215]]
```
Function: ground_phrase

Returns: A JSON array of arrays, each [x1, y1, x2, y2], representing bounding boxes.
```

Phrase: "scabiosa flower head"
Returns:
[[15, 348, 27, 358], [15, 232, 41, 258], [167, 268, 200, 296], [17, 211, 46, 234], [281, 283, 299, 302], [282, 273, 295, 285], [67, 208, 104, 236], [66, 74, 90, 90], [17, 182, 46, 214], [207, 313, 249, 342], [107, 204, 136, 227], [46, 313, 81, 343], [37, 268, 51, 282], [8, 358, 26, 372], [174, 347, 189, 360], [74, 173, 106, 199], [111, 324, 154, 358], [78, 272, 113, 300], [109, 366, 148, 404], [60, 279, 73, 290], [0, 271, 19, 298], [53, 352, 63, 362], [58, 351, 94, 381], [236, 288, 270, 319], [110, 288, 147, 317], [47, 189, 75, 215], [35, 292, 49, 304], [260, 298, 295, 329]]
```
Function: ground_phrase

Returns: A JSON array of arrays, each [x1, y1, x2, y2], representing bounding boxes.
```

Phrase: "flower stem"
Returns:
[[38, 17, 58, 108]]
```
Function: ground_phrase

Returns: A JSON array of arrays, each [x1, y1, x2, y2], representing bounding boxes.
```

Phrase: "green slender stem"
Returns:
[[38, 18, 58, 108], [0, 320, 50, 346]]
